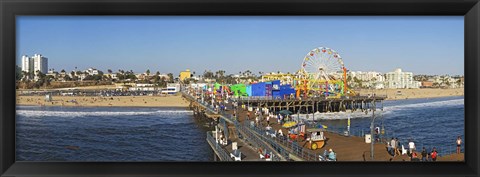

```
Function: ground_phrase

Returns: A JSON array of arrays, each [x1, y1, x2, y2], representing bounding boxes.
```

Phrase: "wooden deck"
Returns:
[[184, 92, 464, 162], [224, 138, 264, 161]]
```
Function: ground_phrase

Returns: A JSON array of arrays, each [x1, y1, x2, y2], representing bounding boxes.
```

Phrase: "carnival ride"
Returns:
[[295, 47, 355, 98]]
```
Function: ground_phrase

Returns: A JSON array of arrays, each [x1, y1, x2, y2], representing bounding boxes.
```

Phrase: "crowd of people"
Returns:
[[386, 136, 462, 162]]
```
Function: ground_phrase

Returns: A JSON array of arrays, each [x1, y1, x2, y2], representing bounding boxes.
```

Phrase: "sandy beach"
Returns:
[[16, 87, 463, 107], [356, 88, 464, 100], [16, 94, 190, 107]]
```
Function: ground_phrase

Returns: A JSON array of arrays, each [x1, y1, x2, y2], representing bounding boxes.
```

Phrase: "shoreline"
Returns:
[[356, 88, 464, 101], [16, 104, 190, 109], [16, 94, 190, 108], [16, 88, 464, 107], [383, 95, 463, 102]]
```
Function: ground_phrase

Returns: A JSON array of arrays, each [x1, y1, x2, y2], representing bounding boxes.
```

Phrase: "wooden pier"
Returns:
[[182, 91, 463, 162], [232, 96, 385, 114]]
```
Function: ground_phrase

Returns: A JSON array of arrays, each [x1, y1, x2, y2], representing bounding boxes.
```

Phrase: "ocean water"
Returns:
[[16, 96, 464, 161], [16, 107, 213, 161], [320, 96, 464, 155]]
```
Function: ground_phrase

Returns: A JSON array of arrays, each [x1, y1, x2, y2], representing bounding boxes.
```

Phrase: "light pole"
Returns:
[[370, 97, 376, 160]]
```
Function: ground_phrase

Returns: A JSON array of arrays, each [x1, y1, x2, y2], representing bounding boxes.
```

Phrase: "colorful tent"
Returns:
[[230, 84, 248, 97], [214, 83, 221, 90]]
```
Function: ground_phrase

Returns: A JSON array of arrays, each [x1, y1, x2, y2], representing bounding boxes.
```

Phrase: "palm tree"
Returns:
[[146, 69, 150, 76], [203, 70, 214, 79], [64, 75, 72, 81], [167, 73, 174, 83], [108, 69, 113, 74], [455, 78, 462, 88], [440, 75, 450, 88], [445, 79, 451, 88], [353, 76, 362, 89], [20, 71, 27, 81]]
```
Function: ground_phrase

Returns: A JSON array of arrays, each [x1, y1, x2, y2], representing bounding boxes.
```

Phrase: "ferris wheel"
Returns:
[[300, 47, 345, 81]]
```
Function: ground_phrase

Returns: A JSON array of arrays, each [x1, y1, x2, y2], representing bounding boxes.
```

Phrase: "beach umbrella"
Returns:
[[282, 121, 297, 128], [316, 124, 328, 129], [278, 110, 293, 115]]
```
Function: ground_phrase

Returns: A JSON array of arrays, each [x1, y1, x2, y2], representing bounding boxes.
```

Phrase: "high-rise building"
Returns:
[[21, 55, 33, 73], [32, 54, 48, 74], [21, 54, 48, 74]]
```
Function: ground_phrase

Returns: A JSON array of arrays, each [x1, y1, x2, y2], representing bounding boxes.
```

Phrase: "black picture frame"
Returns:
[[1, 0, 479, 176]]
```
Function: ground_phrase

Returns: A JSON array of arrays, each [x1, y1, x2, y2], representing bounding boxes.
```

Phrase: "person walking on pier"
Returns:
[[277, 114, 281, 124], [395, 138, 402, 156], [266, 113, 270, 126], [456, 136, 462, 154], [408, 139, 416, 155], [279, 114, 284, 124], [430, 147, 438, 161], [421, 147, 428, 162], [390, 138, 397, 157]]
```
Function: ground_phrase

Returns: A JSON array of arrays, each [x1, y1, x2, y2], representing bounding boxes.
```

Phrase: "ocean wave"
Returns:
[[384, 99, 464, 112], [290, 99, 463, 120], [16, 110, 193, 118]]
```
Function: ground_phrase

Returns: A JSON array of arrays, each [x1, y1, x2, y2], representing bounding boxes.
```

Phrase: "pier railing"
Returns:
[[233, 120, 282, 161], [244, 121, 319, 161], [231, 95, 387, 102], [206, 131, 233, 161], [220, 118, 229, 140]]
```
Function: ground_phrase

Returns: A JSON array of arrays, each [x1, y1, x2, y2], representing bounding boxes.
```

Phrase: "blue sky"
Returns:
[[17, 16, 464, 76]]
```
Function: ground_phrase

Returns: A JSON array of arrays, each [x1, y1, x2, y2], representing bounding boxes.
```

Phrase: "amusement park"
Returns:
[[183, 46, 464, 162], [184, 46, 403, 162], [189, 47, 357, 99]]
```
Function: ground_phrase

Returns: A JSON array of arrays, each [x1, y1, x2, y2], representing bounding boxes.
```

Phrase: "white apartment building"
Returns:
[[84, 68, 99, 75], [385, 68, 420, 89], [432, 75, 463, 88], [348, 71, 385, 89], [21, 54, 48, 74], [21, 55, 32, 73]]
